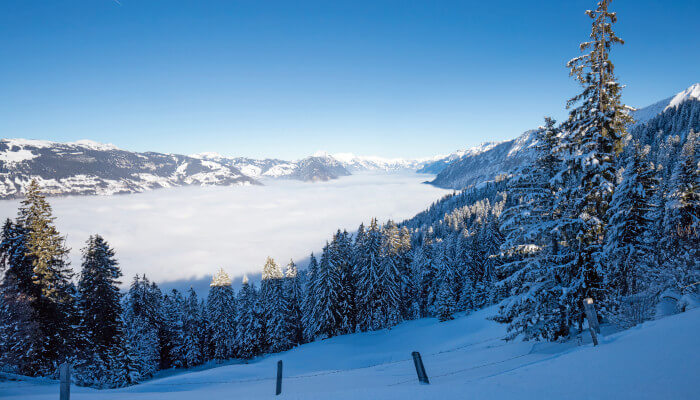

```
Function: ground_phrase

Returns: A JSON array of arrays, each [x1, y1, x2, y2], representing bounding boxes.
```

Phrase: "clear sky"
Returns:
[[1, 0, 698, 160]]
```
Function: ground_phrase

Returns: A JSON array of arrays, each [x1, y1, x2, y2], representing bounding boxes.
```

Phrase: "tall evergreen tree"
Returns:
[[207, 268, 237, 361], [553, 0, 632, 335], [15, 180, 75, 373], [74, 235, 127, 387], [236, 276, 263, 359], [284, 260, 304, 346], [603, 144, 659, 299]]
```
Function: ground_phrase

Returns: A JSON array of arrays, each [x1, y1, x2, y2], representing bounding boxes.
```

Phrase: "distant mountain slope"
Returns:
[[428, 83, 700, 190], [428, 131, 538, 189], [191, 153, 349, 182], [0, 141, 350, 199], [0, 139, 260, 199]]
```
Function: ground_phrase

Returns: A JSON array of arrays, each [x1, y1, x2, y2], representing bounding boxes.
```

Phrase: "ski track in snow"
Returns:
[[3, 307, 698, 399]]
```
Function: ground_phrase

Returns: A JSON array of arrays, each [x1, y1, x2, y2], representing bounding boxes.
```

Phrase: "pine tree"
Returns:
[[207, 268, 237, 361], [123, 275, 162, 379], [314, 242, 341, 337], [334, 230, 356, 334], [261, 257, 292, 353], [15, 180, 76, 373], [284, 260, 304, 346], [553, 0, 632, 336], [355, 219, 383, 331], [603, 144, 659, 299], [161, 289, 185, 368], [236, 276, 263, 359], [0, 219, 42, 374], [302, 253, 320, 341], [182, 288, 203, 367], [662, 130, 699, 294], [74, 235, 127, 387], [380, 221, 403, 327]]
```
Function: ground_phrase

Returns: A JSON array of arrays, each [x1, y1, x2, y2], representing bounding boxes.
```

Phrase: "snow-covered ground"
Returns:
[[3, 306, 698, 399], [0, 172, 449, 285]]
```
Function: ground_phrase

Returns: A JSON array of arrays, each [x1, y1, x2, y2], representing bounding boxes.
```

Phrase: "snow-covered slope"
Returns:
[[0, 140, 352, 199], [429, 83, 700, 190], [326, 152, 427, 171], [0, 139, 260, 199], [191, 153, 351, 182], [632, 83, 700, 124], [4, 306, 698, 399], [417, 142, 503, 174], [428, 131, 539, 189]]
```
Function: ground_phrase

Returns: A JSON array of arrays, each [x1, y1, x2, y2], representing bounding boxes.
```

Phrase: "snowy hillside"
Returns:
[[429, 83, 700, 190], [0, 140, 351, 199], [0, 139, 260, 199], [4, 306, 698, 399]]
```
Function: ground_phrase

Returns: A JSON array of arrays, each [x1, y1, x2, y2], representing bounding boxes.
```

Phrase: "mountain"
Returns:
[[324, 152, 427, 171], [417, 142, 503, 175], [631, 83, 700, 124], [191, 153, 349, 181], [428, 83, 700, 190], [0, 140, 349, 199], [0, 139, 261, 199]]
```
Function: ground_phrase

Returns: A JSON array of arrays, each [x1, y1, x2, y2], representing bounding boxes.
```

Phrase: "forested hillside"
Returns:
[[0, 0, 697, 390]]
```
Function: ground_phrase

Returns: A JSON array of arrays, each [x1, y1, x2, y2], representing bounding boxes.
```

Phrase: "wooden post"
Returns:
[[411, 351, 430, 384], [275, 360, 283, 395], [583, 298, 600, 346], [59, 362, 70, 400]]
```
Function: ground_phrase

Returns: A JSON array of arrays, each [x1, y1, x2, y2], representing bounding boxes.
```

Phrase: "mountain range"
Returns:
[[1, 83, 697, 199]]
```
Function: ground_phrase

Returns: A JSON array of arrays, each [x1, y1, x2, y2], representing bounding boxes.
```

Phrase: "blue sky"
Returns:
[[0, 0, 698, 159]]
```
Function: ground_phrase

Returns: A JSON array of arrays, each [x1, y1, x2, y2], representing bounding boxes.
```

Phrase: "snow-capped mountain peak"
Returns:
[[666, 82, 700, 111], [632, 83, 700, 124]]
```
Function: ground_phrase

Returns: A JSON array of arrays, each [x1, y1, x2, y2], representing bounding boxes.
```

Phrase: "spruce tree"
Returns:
[[15, 180, 76, 373], [261, 257, 292, 353], [662, 130, 699, 294], [302, 253, 320, 341], [236, 276, 263, 359], [554, 0, 631, 335], [603, 144, 659, 299], [182, 288, 204, 367], [207, 268, 237, 361], [74, 235, 127, 386], [284, 260, 304, 345]]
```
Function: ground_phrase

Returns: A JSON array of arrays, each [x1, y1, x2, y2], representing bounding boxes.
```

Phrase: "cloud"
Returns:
[[0, 172, 448, 287]]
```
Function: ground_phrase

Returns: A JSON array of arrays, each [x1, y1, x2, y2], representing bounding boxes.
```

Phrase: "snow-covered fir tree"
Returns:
[[73, 235, 129, 387], [207, 268, 237, 361], [284, 260, 305, 346], [236, 275, 263, 359]]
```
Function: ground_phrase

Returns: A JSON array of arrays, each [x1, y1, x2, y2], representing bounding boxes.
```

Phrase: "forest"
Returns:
[[0, 0, 698, 389]]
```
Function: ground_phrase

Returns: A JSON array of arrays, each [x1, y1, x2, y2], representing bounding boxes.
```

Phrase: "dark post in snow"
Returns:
[[59, 362, 70, 400], [583, 298, 600, 346], [411, 351, 430, 384], [275, 360, 283, 395]]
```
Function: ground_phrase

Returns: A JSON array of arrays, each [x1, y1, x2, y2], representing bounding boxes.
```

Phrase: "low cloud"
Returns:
[[0, 172, 448, 287]]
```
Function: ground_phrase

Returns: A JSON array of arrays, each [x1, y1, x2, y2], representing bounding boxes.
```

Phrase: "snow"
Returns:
[[0, 148, 37, 164], [69, 139, 119, 151], [632, 83, 700, 124], [665, 82, 700, 111], [3, 306, 698, 399], [1, 138, 54, 149]]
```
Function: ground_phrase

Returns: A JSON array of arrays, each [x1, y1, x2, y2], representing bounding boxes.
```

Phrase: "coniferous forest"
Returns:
[[1, 0, 698, 389]]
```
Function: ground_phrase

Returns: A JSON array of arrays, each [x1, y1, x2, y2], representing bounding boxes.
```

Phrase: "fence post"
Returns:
[[583, 298, 600, 346], [411, 351, 430, 384], [59, 362, 70, 400], [275, 360, 283, 395]]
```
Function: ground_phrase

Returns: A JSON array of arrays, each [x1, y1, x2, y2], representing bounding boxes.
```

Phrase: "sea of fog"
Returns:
[[0, 172, 449, 292]]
